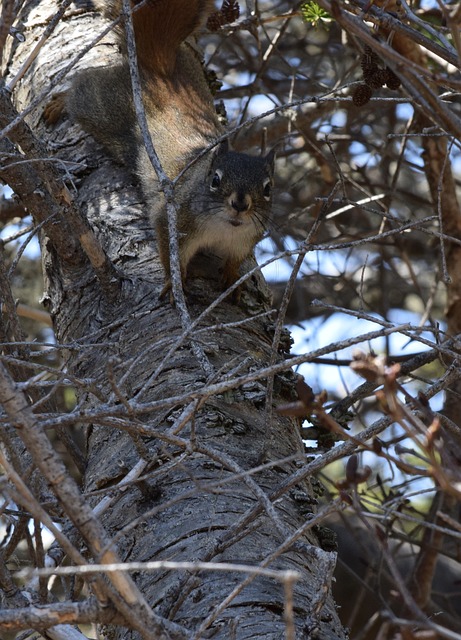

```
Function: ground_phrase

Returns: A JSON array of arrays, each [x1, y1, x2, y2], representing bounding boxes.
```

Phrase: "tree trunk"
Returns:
[[1, 2, 346, 638]]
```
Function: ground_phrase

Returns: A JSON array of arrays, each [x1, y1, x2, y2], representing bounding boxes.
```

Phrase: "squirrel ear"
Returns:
[[264, 147, 276, 173]]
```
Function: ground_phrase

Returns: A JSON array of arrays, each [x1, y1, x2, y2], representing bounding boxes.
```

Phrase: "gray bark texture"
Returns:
[[2, 1, 347, 638]]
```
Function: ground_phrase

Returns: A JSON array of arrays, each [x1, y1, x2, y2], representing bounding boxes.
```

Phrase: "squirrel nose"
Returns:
[[231, 194, 251, 213]]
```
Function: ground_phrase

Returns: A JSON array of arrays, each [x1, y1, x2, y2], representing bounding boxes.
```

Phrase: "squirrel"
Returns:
[[44, 0, 275, 301]]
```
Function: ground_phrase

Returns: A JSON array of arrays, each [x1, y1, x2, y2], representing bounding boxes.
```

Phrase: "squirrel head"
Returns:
[[207, 141, 275, 223]]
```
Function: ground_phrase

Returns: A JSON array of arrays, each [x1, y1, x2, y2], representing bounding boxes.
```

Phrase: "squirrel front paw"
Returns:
[[159, 278, 174, 305], [159, 277, 190, 305], [42, 92, 67, 125], [221, 259, 243, 303]]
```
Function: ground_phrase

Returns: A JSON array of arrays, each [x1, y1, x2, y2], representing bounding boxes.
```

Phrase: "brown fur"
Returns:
[[45, 0, 275, 301]]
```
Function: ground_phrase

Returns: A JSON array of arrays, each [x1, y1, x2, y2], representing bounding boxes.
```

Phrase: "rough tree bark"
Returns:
[[1, 2, 346, 638]]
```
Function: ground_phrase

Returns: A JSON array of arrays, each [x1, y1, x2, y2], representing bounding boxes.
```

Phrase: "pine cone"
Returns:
[[207, 1, 239, 31], [361, 45, 380, 75], [206, 12, 226, 31], [222, 0, 240, 22], [363, 67, 388, 89], [352, 83, 373, 106], [385, 68, 401, 90]]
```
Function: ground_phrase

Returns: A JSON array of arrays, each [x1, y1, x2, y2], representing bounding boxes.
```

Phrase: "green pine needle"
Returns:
[[301, 2, 332, 27]]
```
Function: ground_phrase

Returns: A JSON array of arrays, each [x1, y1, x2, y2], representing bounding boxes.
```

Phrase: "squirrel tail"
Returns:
[[122, 0, 214, 75]]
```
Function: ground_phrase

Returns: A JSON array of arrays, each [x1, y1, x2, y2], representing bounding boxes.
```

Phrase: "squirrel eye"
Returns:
[[210, 170, 222, 191], [263, 178, 272, 200]]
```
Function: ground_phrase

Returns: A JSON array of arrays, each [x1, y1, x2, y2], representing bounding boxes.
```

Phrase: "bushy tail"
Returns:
[[110, 0, 214, 75]]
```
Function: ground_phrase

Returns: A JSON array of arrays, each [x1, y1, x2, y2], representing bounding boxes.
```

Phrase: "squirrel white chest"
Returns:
[[181, 210, 262, 266]]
